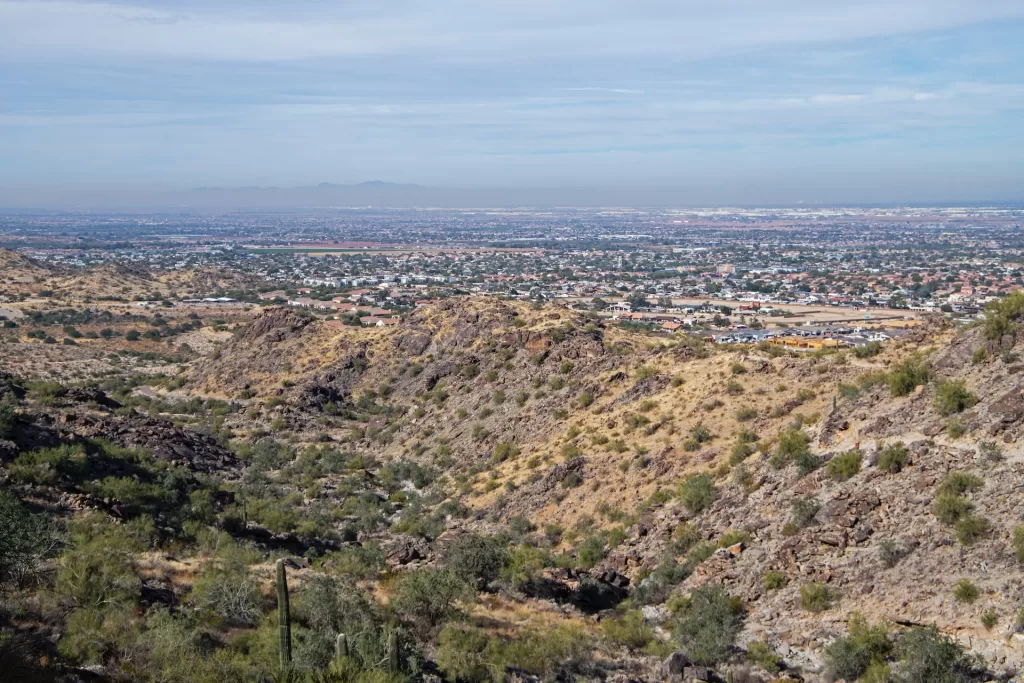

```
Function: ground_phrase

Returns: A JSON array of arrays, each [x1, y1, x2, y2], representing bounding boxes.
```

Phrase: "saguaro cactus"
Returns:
[[388, 631, 399, 673], [276, 559, 292, 668]]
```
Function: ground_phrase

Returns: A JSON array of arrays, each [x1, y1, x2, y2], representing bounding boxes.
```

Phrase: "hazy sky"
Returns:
[[1, 1, 1023, 205]]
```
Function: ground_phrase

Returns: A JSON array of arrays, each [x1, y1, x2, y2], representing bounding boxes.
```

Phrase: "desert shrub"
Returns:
[[772, 428, 809, 468], [190, 541, 264, 627], [54, 517, 141, 664], [319, 543, 386, 581], [886, 355, 930, 397], [690, 424, 712, 444], [729, 440, 755, 465], [601, 609, 654, 650], [718, 529, 750, 548], [800, 582, 837, 612], [762, 571, 788, 591], [735, 407, 757, 422], [934, 494, 974, 525], [953, 579, 980, 603], [0, 402, 16, 439], [826, 450, 862, 482], [436, 623, 492, 683], [745, 640, 781, 674], [1012, 526, 1024, 563], [937, 471, 983, 496], [981, 610, 998, 630], [674, 586, 744, 666], [635, 365, 658, 380], [444, 534, 509, 587], [678, 474, 717, 513], [878, 538, 911, 568], [954, 515, 991, 546], [982, 291, 1024, 340], [294, 574, 390, 672], [491, 441, 519, 463], [977, 440, 1003, 462], [878, 442, 910, 473], [853, 342, 883, 359], [896, 625, 981, 683], [392, 569, 474, 632], [838, 382, 860, 400], [934, 380, 977, 416], [823, 613, 892, 682], [577, 391, 594, 408], [497, 624, 591, 679], [561, 471, 583, 489], [791, 496, 820, 527], [794, 450, 821, 476], [726, 380, 744, 395], [500, 545, 549, 589], [945, 418, 966, 438], [0, 491, 59, 590]]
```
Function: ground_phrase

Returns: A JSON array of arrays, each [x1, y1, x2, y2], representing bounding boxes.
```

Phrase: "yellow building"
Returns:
[[767, 336, 848, 350]]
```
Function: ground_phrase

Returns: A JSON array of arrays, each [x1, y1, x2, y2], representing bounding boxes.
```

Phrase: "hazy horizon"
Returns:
[[1, 1, 1023, 207]]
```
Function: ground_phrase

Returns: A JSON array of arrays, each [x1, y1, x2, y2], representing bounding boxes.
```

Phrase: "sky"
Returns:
[[1, 0, 1023, 206]]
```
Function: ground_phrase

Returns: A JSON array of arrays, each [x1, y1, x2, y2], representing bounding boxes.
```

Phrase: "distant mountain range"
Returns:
[[170, 181, 644, 210]]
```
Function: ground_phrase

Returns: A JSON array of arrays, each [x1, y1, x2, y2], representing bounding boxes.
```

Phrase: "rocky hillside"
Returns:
[[4, 294, 1024, 683]]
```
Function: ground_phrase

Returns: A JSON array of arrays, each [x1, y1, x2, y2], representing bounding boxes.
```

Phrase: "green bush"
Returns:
[[0, 490, 58, 589], [678, 474, 717, 513], [878, 443, 910, 473], [952, 579, 980, 603], [728, 440, 755, 465], [886, 355, 929, 397], [1012, 526, 1024, 563], [896, 625, 981, 683], [937, 471, 983, 496], [853, 342, 883, 359], [934, 494, 973, 525], [825, 450, 862, 482], [745, 640, 781, 674], [982, 291, 1024, 340], [190, 547, 264, 627], [0, 401, 16, 439], [934, 380, 977, 416], [954, 514, 991, 546], [800, 582, 837, 612], [823, 613, 892, 682], [762, 571, 788, 591], [981, 610, 998, 630], [601, 609, 654, 650], [772, 428, 809, 468], [436, 623, 492, 683], [946, 418, 966, 438], [392, 569, 474, 632], [735, 407, 758, 422], [673, 585, 744, 666], [444, 534, 509, 586], [794, 450, 821, 476], [491, 441, 519, 463], [791, 496, 820, 527]]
